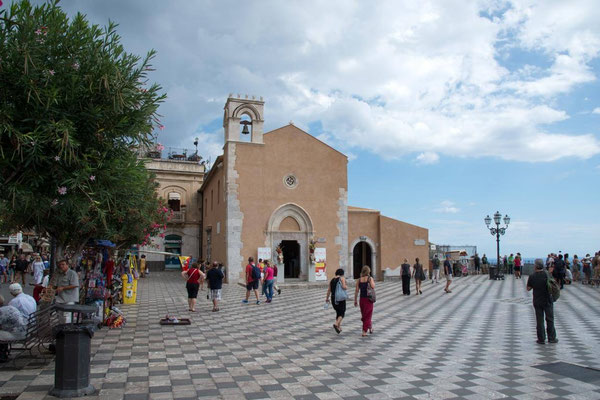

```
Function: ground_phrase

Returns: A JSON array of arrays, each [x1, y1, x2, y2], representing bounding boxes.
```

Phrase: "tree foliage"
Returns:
[[0, 1, 167, 255]]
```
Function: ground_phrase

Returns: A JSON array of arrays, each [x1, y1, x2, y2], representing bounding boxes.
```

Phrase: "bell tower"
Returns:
[[223, 94, 265, 144]]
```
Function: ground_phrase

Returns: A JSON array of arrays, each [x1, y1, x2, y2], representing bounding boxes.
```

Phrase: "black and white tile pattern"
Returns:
[[1, 272, 600, 399]]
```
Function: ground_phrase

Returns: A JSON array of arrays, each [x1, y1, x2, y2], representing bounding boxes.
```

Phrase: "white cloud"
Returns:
[[593, 107, 600, 114], [56, 0, 600, 163], [415, 152, 440, 165], [434, 200, 460, 214]]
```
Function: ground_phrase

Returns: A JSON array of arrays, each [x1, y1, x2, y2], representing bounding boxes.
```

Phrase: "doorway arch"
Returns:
[[266, 203, 314, 280], [349, 236, 377, 279]]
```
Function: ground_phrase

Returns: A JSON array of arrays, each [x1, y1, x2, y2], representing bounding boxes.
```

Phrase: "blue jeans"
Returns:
[[265, 279, 274, 300]]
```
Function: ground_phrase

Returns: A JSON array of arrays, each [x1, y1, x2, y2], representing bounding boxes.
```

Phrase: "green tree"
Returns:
[[0, 1, 167, 262]]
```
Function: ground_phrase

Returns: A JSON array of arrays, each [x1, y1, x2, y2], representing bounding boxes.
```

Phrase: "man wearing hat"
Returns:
[[8, 283, 36, 318], [526, 259, 558, 344]]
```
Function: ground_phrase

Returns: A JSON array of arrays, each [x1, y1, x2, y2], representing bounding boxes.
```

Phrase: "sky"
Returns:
[[20, 0, 600, 259]]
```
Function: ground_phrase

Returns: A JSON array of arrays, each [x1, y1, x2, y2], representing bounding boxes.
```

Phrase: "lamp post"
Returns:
[[484, 211, 510, 280]]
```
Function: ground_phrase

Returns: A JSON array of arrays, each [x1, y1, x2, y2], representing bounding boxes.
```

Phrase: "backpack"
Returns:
[[334, 278, 348, 304], [251, 264, 261, 281], [546, 272, 560, 302]]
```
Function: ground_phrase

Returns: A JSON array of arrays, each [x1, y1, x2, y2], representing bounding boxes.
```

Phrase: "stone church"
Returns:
[[199, 95, 428, 283]]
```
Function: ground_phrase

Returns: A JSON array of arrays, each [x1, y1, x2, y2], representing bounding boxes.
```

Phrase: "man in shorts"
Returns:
[[206, 261, 224, 311], [242, 257, 260, 305], [443, 255, 453, 293]]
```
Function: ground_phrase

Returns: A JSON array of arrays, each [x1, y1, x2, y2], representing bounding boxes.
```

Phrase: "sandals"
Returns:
[[333, 324, 341, 334]]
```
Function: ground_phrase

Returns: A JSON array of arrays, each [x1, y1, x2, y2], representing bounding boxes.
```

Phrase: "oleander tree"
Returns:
[[0, 0, 167, 264]]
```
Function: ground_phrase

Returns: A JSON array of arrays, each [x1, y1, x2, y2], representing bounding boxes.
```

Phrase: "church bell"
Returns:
[[240, 121, 251, 135]]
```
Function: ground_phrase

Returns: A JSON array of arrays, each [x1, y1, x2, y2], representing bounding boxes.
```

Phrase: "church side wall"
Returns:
[[201, 162, 227, 268], [233, 126, 348, 281], [379, 216, 429, 277]]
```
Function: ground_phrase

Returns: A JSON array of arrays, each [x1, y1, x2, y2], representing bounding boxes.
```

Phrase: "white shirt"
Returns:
[[41, 275, 50, 288], [8, 293, 37, 318]]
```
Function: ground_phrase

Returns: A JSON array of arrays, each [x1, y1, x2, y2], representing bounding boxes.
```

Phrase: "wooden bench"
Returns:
[[0, 304, 59, 366]]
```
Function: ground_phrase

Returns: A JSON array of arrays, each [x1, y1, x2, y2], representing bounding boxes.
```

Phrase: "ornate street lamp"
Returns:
[[484, 211, 510, 280]]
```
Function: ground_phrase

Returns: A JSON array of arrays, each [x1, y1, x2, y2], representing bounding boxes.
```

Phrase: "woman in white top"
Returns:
[[32, 255, 45, 285]]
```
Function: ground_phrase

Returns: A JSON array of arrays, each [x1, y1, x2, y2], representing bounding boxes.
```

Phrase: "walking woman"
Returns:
[[514, 253, 522, 279], [354, 265, 375, 337], [325, 268, 347, 334], [263, 260, 275, 303], [182, 262, 204, 312], [412, 258, 426, 295], [582, 254, 592, 284], [401, 259, 411, 295], [8, 255, 17, 283]]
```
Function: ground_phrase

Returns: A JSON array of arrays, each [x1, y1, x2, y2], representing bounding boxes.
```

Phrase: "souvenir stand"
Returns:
[[79, 240, 126, 328]]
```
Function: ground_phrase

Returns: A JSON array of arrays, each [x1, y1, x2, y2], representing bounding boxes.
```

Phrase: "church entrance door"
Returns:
[[353, 241, 372, 279], [281, 240, 300, 278]]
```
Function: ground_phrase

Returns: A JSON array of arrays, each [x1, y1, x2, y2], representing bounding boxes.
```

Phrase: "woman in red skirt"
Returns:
[[354, 265, 375, 337]]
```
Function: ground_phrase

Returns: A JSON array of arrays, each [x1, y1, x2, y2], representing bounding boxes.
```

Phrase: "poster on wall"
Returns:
[[257, 247, 271, 274], [314, 248, 327, 281]]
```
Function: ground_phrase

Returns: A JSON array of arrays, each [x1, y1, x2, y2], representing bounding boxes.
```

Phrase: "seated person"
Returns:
[[0, 295, 28, 362], [8, 283, 37, 318]]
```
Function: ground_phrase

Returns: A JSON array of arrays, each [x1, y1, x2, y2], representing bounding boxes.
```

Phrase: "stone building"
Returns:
[[141, 158, 205, 270], [199, 95, 429, 283]]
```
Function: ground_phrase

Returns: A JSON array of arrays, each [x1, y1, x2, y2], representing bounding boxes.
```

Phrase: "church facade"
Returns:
[[200, 95, 428, 283]]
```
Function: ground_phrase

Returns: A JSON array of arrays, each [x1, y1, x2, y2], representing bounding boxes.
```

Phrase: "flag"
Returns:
[[179, 256, 191, 271]]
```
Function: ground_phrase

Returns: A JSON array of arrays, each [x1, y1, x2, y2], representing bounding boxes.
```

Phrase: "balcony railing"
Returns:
[[170, 210, 186, 224]]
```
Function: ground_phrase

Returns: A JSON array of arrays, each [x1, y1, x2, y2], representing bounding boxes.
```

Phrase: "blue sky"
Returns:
[[23, 0, 600, 259]]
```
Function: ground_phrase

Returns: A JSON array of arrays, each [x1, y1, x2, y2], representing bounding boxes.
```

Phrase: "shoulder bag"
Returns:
[[334, 278, 348, 304], [366, 277, 376, 303]]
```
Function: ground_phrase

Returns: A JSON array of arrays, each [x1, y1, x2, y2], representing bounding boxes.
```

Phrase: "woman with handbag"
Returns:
[[354, 265, 375, 337], [412, 258, 426, 295], [325, 268, 347, 334]]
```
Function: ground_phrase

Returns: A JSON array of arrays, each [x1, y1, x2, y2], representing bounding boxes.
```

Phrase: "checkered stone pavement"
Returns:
[[1, 272, 600, 399]]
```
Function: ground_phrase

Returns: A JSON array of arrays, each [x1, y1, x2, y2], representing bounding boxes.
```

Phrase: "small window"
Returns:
[[168, 192, 181, 211]]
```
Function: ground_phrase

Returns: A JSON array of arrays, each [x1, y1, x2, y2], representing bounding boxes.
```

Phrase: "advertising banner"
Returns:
[[314, 248, 327, 281]]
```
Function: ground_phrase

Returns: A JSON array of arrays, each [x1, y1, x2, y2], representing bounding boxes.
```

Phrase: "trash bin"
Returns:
[[50, 304, 97, 398], [489, 266, 497, 280]]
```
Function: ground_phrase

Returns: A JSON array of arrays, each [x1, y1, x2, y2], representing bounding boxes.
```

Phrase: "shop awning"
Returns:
[[20, 242, 34, 252]]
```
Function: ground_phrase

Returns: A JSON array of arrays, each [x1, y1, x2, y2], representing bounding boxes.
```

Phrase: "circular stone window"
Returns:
[[283, 174, 298, 189]]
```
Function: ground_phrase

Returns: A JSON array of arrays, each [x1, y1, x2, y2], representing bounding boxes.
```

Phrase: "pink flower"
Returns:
[[89, 175, 96, 181], [54, 155, 60, 161], [158, 124, 165, 130], [35, 28, 42, 35], [48, 70, 55, 76], [72, 62, 80, 70], [57, 186, 67, 195], [159, 233, 165, 238], [51, 199, 58, 206], [156, 143, 164, 151]]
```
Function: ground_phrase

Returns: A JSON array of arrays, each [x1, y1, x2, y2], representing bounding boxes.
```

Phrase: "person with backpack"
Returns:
[[400, 259, 411, 295], [325, 268, 347, 334], [242, 257, 261, 305], [431, 255, 440, 284], [526, 259, 558, 344]]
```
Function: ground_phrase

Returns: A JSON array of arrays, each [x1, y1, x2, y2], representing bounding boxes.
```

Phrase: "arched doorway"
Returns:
[[353, 241, 373, 279], [266, 204, 314, 281]]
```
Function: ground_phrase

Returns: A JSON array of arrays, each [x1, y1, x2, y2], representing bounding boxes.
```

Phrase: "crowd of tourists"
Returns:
[[0, 252, 50, 286]]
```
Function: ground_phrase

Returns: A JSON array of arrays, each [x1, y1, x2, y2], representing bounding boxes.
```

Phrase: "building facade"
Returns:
[[141, 158, 205, 270], [200, 95, 429, 283]]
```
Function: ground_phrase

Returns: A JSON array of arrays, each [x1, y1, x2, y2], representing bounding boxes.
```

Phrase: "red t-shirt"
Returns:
[[246, 264, 254, 282], [187, 268, 201, 284]]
